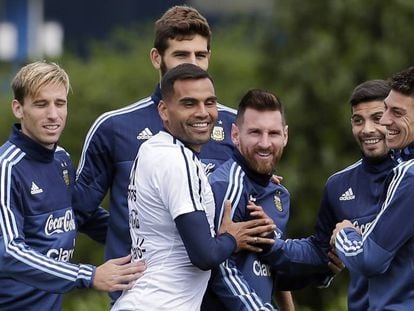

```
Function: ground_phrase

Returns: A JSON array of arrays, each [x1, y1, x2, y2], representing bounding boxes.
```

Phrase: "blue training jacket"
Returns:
[[202, 149, 290, 311], [336, 146, 414, 310], [265, 155, 395, 310], [0, 125, 96, 311], [75, 85, 236, 302]]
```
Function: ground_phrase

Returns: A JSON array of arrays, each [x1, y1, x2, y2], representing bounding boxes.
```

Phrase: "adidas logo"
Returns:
[[30, 182, 43, 195], [137, 128, 153, 140], [339, 188, 355, 201]]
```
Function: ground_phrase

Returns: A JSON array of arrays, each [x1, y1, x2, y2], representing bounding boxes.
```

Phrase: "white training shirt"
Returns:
[[111, 131, 216, 311]]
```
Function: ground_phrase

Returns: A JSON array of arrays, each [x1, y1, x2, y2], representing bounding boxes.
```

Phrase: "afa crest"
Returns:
[[274, 195, 283, 212], [62, 169, 70, 186], [61, 161, 70, 186], [211, 120, 225, 141]]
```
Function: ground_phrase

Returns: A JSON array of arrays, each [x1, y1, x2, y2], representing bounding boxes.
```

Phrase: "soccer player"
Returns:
[[333, 66, 414, 309], [202, 89, 294, 310], [111, 63, 275, 311], [74, 6, 236, 303], [0, 61, 145, 311], [255, 80, 393, 311]]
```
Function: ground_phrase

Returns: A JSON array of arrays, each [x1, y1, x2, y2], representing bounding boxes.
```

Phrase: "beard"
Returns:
[[160, 59, 168, 76], [241, 146, 282, 175]]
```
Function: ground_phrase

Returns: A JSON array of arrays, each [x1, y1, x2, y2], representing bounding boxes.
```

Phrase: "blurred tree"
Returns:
[[258, 0, 414, 309], [1, 1, 413, 309]]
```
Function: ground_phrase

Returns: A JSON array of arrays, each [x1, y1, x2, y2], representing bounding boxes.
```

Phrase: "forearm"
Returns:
[[76, 206, 109, 244], [261, 237, 329, 273], [335, 227, 392, 276], [175, 211, 236, 270], [0, 247, 94, 292]]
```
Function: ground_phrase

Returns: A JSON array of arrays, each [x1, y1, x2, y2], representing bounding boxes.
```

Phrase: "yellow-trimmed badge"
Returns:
[[63, 169, 70, 186], [274, 195, 283, 212], [211, 120, 225, 141]]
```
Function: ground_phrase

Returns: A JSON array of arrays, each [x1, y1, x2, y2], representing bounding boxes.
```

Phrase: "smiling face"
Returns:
[[380, 90, 414, 149], [351, 100, 389, 159], [232, 108, 288, 175], [12, 83, 67, 149], [158, 77, 217, 152]]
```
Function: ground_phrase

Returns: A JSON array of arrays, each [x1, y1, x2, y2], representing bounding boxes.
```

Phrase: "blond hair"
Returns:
[[11, 61, 70, 103]]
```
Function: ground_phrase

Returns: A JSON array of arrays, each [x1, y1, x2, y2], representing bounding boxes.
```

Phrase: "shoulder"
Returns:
[[55, 146, 74, 168], [392, 159, 414, 180], [140, 132, 194, 165], [326, 159, 362, 183], [209, 159, 240, 184], [87, 96, 155, 134], [55, 145, 70, 158], [274, 183, 290, 196], [217, 103, 237, 115], [0, 141, 24, 170], [217, 103, 236, 121], [0, 140, 17, 159]]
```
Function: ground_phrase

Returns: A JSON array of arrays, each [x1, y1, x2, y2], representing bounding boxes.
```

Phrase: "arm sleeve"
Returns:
[[175, 211, 236, 271], [73, 118, 114, 224], [0, 171, 94, 293], [260, 184, 334, 271], [259, 184, 334, 288], [335, 166, 414, 276], [75, 206, 109, 244], [260, 237, 331, 274]]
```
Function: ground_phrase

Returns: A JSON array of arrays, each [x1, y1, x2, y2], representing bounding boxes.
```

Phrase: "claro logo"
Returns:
[[44, 210, 76, 236], [253, 260, 272, 276]]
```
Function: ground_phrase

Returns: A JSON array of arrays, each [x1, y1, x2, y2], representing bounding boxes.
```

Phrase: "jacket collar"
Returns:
[[9, 124, 56, 163]]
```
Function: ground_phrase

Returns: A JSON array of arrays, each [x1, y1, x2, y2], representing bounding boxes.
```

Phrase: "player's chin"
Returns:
[[190, 130, 211, 142]]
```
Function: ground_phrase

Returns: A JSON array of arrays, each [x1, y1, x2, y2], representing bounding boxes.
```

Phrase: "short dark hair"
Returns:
[[160, 63, 213, 101], [236, 89, 286, 126], [389, 66, 414, 97], [349, 79, 390, 106], [154, 5, 212, 55]]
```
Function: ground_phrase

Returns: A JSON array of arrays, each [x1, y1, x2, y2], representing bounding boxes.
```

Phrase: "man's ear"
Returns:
[[283, 125, 289, 147], [150, 48, 162, 70], [12, 99, 23, 119], [231, 123, 240, 146], [158, 100, 168, 123]]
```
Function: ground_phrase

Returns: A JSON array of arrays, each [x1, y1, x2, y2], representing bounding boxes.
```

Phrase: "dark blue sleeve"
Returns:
[[76, 206, 109, 244], [260, 183, 332, 271], [258, 183, 334, 289], [312, 182, 337, 257], [175, 211, 236, 271], [336, 166, 414, 276], [70, 148, 109, 244], [0, 164, 95, 293], [260, 237, 330, 274], [74, 117, 114, 225]]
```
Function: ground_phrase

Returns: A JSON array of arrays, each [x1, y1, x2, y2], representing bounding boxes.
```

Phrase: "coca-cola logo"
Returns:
[[44, 210, 76, 236]]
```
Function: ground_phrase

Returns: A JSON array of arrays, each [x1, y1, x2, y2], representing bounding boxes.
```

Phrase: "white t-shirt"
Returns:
[[112, 131, 216, 311]]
